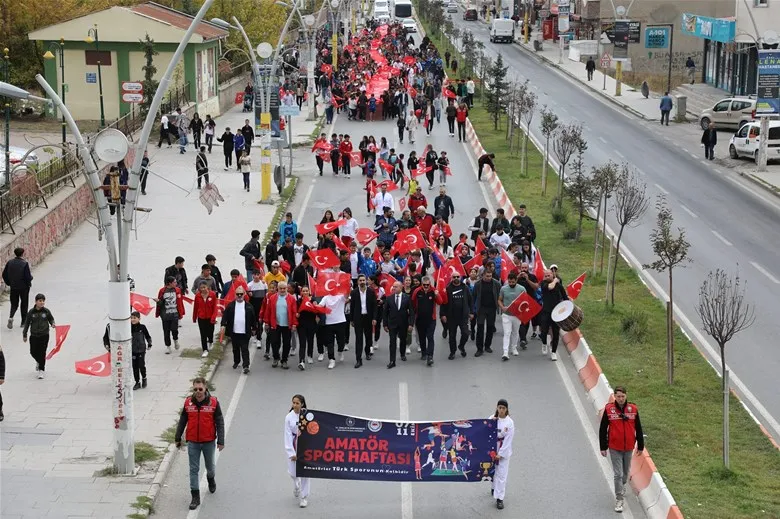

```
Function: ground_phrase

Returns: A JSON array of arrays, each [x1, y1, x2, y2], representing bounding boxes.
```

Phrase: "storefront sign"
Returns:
[[601, 20, 641, 44], [645, 27, 670, 49], [557, 0, 570, 33], [757, 50, 780, 114], [681, 13, 735, 44]]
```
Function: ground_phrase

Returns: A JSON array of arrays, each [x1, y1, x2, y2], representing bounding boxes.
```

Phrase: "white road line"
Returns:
[[750, 261, 780, 284], [187, 347, 258, 519], [654, 183, 669, 195], [615, 150, 624, 158], [697, 156, 705, 161], [679, 204, 698, 218], [682, 148, 690, 153], [554, 360, 635, 519], [399, 382, 413, 519], [598, 136, 607, 144], [710, 230, 732, 246], [297, 178, 316, 224]]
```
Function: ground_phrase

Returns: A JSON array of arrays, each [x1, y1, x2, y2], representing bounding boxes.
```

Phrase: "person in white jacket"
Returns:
[[340, 207, 359, 248], [491, 398, 515, 510], [285, 394, 311, 508]]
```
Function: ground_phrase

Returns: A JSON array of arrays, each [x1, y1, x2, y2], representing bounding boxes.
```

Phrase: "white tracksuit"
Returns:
[[492, 415, 515, 501], [285, 410, 310, 499]]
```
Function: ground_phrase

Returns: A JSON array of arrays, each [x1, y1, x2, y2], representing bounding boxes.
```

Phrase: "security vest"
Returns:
[[184, 395, 218, 443], [604, 401, 639, 451]]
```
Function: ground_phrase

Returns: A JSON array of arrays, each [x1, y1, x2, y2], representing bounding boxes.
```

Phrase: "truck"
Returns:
[[489, 18, 515, 43]]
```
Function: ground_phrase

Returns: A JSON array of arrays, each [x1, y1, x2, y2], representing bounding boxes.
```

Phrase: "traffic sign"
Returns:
[[122, 93, 143, 103], [279, 105, 301, 116], [600, 52, 611, 68], [121, 81, 143, 93]]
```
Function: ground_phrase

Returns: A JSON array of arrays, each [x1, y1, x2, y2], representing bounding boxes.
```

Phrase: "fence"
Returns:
[[160, 82, 191, 118], [0, 151, 82, 234]]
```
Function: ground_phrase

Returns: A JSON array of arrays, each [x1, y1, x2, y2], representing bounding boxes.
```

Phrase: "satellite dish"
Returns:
[[93, 128, 129, 163], [615, 5, 627, 17], [763, 30, 779, 46], [256, 42, 273, 59]]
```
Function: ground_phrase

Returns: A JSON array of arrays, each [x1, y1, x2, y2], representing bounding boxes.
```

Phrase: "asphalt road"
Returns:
[[151, 111, 632, 518], [449, 13, 780, 441]]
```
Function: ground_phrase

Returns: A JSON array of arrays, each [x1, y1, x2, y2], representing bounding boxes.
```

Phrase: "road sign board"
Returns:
[[86, 72, 97, 84], [279, 105, 301, 116], [645, 27, 670, 49], [121, 81, 143, 93], [63, 84, 69, 93], [600, 52, 611, 68], [122, 93, 143, 103]]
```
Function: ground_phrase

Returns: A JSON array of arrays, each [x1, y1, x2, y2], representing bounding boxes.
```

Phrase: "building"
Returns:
[[28, 2, 228, 121]]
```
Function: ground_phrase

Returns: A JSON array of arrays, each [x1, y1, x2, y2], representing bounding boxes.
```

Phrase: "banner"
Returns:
[[757, 50, 780, 114], [296, 409, 497, 482]]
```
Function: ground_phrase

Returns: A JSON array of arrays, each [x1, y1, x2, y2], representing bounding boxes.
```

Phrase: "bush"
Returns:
[[550, 203, 569, 224], [621, 308, 649, 343], [562, 226, 578, 241]]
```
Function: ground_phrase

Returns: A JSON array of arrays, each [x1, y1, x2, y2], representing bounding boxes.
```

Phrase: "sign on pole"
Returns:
[[557, 0, 570, 33], [600, 52, 611, 68], [645, 27, 670, 49], [756, 50, 780, 114], [279, 104, 301, 116], [121, 81, 144, 104]]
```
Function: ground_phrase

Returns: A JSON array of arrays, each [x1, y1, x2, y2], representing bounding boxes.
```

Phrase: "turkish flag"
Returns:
[[224, 275, 249, 305], [394, 227, 426, 254], [280, 260, 292, 274], [506, 292, 542, 324], [434, 269, 449, 304], [500, 248, 514, 283], [315, 270, 351, 296], [474, 236, 487, 257], [311, 140, 332, 153], [444, 89, 457, 99], [350, 151, 363, 166], [399, 197, 407, 212], [356, 227, 378, 245], [533, 247, 546, 282], [409, 87, 417, 98], [403, 55, 416, 66], [299, 297, 332, 314], [378, 159, 394, 175], [373, 246, 382, 264], [413, 164, 432, 177], [252, 258, 265, 274], [332, 234, 348, 252], [437, 258, 466, 291], [75, 352, 111, 377], [380, 179, 399, 192], [315, 219, 346, 235], [566, 272, 587, 300], [130, 293, 154, 315], [443, 166, 453, 176], [308, 273, 317, 296], [308, 248, 340, 269], [317, 151, 332, 162], [216, 298, 226, 318], [378, 273, 396, 294], [463, 254, 482, 273], [45, 324, 71, 360]]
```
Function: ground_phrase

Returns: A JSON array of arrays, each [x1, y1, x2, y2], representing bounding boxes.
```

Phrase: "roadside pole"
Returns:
[[758, 115, 769, 172], [615, 61, 622, 96]]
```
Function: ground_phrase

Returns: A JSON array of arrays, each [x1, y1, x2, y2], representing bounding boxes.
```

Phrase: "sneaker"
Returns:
[[405, 347, 411, 355], [307, 356, 313, 364], [189, 490, 201, 510], [299, 497, 308, 508], [502, 355, 509, 361], [298, 362, 305, 371], [417, 346, 422, 352], [614, 498, 624, 513], [166, 346, 172, 354], [174, 340, 180, 350], [551, 352, 558, 361], [281, 362, 289, 370], [541, 344, 548, 355], [318, 354, 324, 362], [133, 382, 141, 390], [511, 347, 519, 356], [531, 332, 538, 339], [232, 363, 239, 369], [257, 343, 263, 350], [38, 371, 45, 380], [328, 359, 336, 369], [485, 347, 493, 353], [6, 318, 12, 329], [272, 360, 279, 368], [264, 352, 271, 360], [496, 499, 504, 510], [290, 348, 297, 356], [243, 367, 250, 374], [339, 352, 344, 362], [448, 353, 455, 360], [201, 350, 209, 358], [519, 340, 528, 350], [142, 378, 148, 388]]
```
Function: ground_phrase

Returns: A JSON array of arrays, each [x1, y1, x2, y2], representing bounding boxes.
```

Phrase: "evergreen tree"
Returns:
[[139, 34, 159, 116], [484, 53, 509, 130]]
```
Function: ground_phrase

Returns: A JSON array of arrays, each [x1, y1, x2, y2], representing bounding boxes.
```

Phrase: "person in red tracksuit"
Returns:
[[262, 281, 299, 369], [410, 276, 444, 366], [599, 386, 644, 513], [192, 282, 219, 357], [339, 134, 353, 177]]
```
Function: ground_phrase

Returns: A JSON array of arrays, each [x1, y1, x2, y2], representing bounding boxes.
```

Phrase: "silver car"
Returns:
[[0, 144, 40, 185]]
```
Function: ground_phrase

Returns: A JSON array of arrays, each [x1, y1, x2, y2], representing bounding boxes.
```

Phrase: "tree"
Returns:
[[565, 143, 595, 241], [484, 53, 509, 130], [609, 166, 649, 305], [552, 122, 585, 209], [591, 161, 619, 275], [643, 196, 691, 385], [139, 34, 159, 116], [520, 83, 537, 178], [539, 105, 558, 196], [476, 45, 491, 101], [695, 269, 755, 469], [461, 30, 477, 79]]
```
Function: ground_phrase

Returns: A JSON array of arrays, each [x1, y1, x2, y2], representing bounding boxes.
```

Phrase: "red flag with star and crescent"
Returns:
[[130, 293, 154, 315], [566, 272, 587, 300], [308, 248, 340, 269], [356, 228, 378, 245], [378, 273, 397, 294], [315, 219, 346, 235], [75, 352, 111, 377], [299, 296, 332, 314], [463, 254, 482, 274], [394, 227, 426, 255], [500, 248, 514, 283], [332, 235, 348, 252], [315, 270, 351, 296], [506, 292, 542, 324], [45, 325, 71, 360], [399, 197, 407, 212], [380, 179, 399, 192], [223, 275, 249, 305], [533, 247, 546, 281], [308, 273, 317, 296]]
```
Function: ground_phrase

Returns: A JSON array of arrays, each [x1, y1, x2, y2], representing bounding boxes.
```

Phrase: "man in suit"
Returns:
[[220, 288, 257, 374], [469, 208, 490, 242], [472, 269, 501, 357], [350, 274, 377, 368], [383, 281, 412, 369]]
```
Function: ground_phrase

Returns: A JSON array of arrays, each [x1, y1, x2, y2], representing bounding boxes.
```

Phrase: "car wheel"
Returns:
[[700, 117, 711, 130], [738, 120, 748, 129], [729, 144, 739, 159]]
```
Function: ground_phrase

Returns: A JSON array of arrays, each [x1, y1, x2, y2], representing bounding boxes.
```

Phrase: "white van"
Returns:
[[374, 0, 389, 11], [729, 120, 780, 162], [373, 6, 390, 19], [490, 18, 515, 43]]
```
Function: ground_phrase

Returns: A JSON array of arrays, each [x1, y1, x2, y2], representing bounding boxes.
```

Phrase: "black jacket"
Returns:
[[164, 265, 189, 295], [350, 287, 378, 321], [0, 348, 5, 381], [220, 300, 257, 336], [442, 281, 473, 322], [433, 194, 455, 221], [217, 131, 234, 152], [103, 322, 152, 354], [383, 292, 411, 329], [2, 257, 33, 290], [240, 124, 255, 146], [23, 306, 55, 338], [473, 278, 501, 313], [701, 128, 717, 146], [210, 265, 224, 293], [541, 278, 568, 311], [240, 239, 262, 270], [512, 215, 536, 243], [470, 216, 489, 241], [265, 241, 280, 266], [291, 264, 314, 293], [490, 217, 511, 235]]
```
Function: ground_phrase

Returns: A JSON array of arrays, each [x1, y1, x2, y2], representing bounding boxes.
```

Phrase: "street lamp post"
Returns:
[[275, 1, 318, 120], [43, 38, 67, 145], [85, 25, 106, 127], [2, 48, 10, 189]]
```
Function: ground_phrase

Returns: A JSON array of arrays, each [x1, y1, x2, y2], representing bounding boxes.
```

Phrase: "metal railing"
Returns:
[[160, 82, 191, 117], [104, 103, 145, 138]]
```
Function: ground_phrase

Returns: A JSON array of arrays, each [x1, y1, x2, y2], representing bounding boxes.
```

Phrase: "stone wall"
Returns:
[[219, 73, 251, 115]]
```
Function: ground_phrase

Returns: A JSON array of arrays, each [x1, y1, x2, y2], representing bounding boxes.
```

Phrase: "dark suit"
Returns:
[[383, 292, 411, 364], [470, 215, 489, 241], [220, 300, 257, 369], [350, 287, 378, 361]]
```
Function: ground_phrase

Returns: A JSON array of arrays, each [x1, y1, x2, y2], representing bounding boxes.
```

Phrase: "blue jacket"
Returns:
[[234, 133, 246, 149], [660, 95, 673, 111], [359, 257, 378, 278], [278, 221, 298, 242]]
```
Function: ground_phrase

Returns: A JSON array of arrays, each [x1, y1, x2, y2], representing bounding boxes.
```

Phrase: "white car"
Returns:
[[446, 2, 459, 12], [0, 144, 39, 173], [375, 13, 391, 24], [729, 120, 780, 162], [402, 19, 418, 32]]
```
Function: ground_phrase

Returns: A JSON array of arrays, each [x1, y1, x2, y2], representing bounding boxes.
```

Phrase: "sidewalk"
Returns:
[[0, 104, 299, 519]]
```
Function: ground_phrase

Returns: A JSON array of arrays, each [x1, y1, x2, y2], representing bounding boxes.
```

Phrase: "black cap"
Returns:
[[497, 398, 509, 409]]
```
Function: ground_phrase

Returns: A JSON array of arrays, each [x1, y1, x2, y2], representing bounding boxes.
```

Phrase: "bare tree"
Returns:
[[520, 84, 537, 178], [610, 166, 650, 305], [508, 80, 528, 155], [643, 196, 691, 385], [565, 143, 596, 241], [539, 106, 559, 196], [591, 161, 619, 275], [553, 123, 585, 209], [696, 269, 755, 469]]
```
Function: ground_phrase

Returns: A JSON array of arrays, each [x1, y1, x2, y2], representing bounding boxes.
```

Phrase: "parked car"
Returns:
[[463, 8, 478, 20], [728, 120, 780, 162], [0, 144, 40, 173], [699, 97, 756, 131], [402, 18, 418, 33], [446, 2, 459, 12]]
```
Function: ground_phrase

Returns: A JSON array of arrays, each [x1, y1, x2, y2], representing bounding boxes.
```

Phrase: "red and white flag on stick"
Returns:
[[45, 325, 71, 360]]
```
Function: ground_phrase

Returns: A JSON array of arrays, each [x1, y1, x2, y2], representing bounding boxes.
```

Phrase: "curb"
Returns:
[[738, 171, 780, 199], [512, 41, 654, 121]]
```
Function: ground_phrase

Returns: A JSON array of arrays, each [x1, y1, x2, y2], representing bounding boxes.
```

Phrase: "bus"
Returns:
[[394, 0, 412, 19]]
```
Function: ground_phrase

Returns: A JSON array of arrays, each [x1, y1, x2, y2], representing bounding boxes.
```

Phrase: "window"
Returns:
[[737, 125, 749, 137], [751, 126, 762, 138], [85, 50, 112, 66], [713, 100, 731, 112], [754, 0, 768, 6], [767, 127, 780, 139], [732, 100, 752, 110]]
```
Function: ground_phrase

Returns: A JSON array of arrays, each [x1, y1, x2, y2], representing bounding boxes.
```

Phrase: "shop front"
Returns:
[[682, 13, 737, 91]]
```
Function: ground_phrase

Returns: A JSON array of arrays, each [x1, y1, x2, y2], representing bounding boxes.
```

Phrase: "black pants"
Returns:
[[457, 122, 466, 142], [353, 314, 373, 360], [341, 153, 351, 176], [660, 110, 670, 125], [9, 287, 30, 322], [447, 318, 469, 353], [29, 334, 49, 371], [374, 311, 383, 342], [388, 326, 408, 363], [231, 333, 251, 368], [224, 151, 233, 168], [704, 145, 715, 160], [447, 116, 455, 134], [476, 307, 497, 351], [197, 171, 210, 188], [197, 318, 214, 351], [416, 319, 436, 357], [193, 131, 201, 148], [205, 133, 214, 152], [325, 322, 346, 359], [297, 322, 317, 363], [426, 118, 434, 134], [331, 153, 340, 174], [297, 95, 304, 109], [140, 170, 149, 193], [587, 70, 594, 81], [398, 125, 404, 142], [316, 320, 328, 354], [161, 319, 179, 346], [271, 326, 292, 362], [158, 129, 171, 147], [468, 93, 474, 107], [316, 156, 324, 175], [425, 170, 434, 188], [539, 312, 560, 353], [344, 312, 351, 343], [235, 149, 243, 170], [132, 351, 147, 382]]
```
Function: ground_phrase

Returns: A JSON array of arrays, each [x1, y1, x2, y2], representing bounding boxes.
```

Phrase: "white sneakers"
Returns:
[[328, 359, 336, 369], [551, 352, 558, 361], [541, 344, 548, 355], [298, 362, 306, 371], [201, 350, 209, 358], [307, 356, 313, 364], [174, 340, 180, 350], [511, 346, 519, 356], [299, 498, 308, 508], [37, 371, 45, 380], [339, 352, 344, 362], [417, 346, 421, 353], [614, 498, 624, 513], [343, 345, 349, 351], [166, 346, 172, 355], [406, 347, 411, 354], [317, 354, 324, 362]]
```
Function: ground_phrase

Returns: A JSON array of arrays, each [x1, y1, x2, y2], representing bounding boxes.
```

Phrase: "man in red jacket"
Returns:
[[599, 386, 645, 513], [339, 134, 353, 177], [410, 276, 443, 366], [192, 282, 219, 357], [414, 206, 435, 240], [262, 281, 298, 369]]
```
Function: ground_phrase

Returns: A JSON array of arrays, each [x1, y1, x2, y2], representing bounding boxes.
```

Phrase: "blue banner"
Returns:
[[681, 13, 735, 44], [295, 409, 498, 482], [757, 50, 780, 114]]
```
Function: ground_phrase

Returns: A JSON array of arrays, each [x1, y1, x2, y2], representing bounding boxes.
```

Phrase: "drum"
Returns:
[[551, 300, 583, 332]]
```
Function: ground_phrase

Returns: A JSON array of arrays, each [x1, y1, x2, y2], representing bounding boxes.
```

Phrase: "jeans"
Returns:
[[609, 449, 633, 498], [179, 133, 188, 152], [161, 319, 179, 346], [29, 334, 49, 371], [457, 121, 466, 141], [188, 441, 216, 490], [660, 110, 670, 125], [704, 145, 715, 160], [205, 133, 214, 152], [193, 131, 201, 149], [9, 287, 30, 322], [242, 172, 250, 189], [416, 319, 436, 357]]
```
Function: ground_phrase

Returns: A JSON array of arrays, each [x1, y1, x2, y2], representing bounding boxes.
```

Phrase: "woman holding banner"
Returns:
[[491, 398, 515, 510], [285, 394, 310, 508]]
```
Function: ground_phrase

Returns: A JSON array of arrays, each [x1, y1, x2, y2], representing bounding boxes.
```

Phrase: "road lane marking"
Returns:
[[710, 230, 732, 246], [399, 382, 413, 519], [679, 204, 698, 218], [598, 136, 607, 144], [615, 150, 624, 158], [297, 178, 316, 224], [751, 261, 780, 284], [682, 148, 690, 153], [654, 183, 669, 195]]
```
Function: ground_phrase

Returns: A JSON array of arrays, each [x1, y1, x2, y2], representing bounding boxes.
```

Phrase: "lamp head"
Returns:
[[85, 36, 95, 44], [43, 50, 55, 60]]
